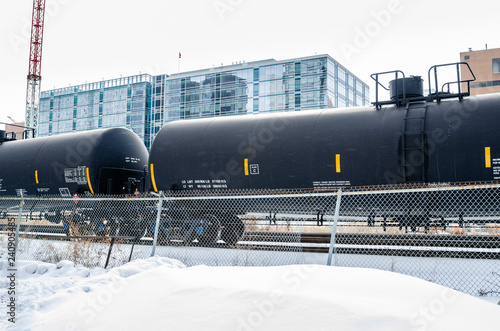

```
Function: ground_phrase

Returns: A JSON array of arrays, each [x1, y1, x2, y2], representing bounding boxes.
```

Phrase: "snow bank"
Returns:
[[0, 257, 182, 330], [3, 257, 499, 331]]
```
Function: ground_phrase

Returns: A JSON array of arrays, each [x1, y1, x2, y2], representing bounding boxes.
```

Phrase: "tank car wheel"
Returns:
[[194, 214, 221, 245], [63, 213, 92, 237], [94, 218, 108, 237], [181, 223, 197, 245], [108, 218, 120, 237], [117, 218, 148, 241], [65, 222, 92, 237], [153, 215, 178, 244], [149, 216, 194, 245], [146, 221, 155, 238], [220, 214, 245, 246], [156, 222, 196, 245], [44, 210, 63, 224], [63, 221, 72, 236]]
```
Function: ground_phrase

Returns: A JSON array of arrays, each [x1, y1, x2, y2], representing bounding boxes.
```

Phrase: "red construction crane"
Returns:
[[25, 0, 46, 138]]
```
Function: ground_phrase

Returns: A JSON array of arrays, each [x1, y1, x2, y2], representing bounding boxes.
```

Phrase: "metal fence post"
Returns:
[[13, 194, 25, 261], [150, 194, 164, 257], [327, 189, 342, 266]]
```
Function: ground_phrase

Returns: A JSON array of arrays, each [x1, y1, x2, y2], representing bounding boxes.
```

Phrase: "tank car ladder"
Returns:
[[401, 101, 427, 183]]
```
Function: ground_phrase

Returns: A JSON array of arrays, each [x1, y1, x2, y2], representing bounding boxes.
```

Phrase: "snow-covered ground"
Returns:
[[9, 235, 500, 296], [1, 257, 500, 331]]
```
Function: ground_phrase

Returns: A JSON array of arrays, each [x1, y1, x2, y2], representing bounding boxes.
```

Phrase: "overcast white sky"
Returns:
[[1, 0, 498, 128]]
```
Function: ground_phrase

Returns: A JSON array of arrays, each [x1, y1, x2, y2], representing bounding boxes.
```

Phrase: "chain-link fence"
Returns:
[[334, 183, 500, 296], [1, 183, 499, 296], [0, 191, 335, 269]]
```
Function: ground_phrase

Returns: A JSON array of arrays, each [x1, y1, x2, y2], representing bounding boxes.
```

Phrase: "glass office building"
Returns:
[[39, 54, 369, 149], [39, 74, 152, 143]]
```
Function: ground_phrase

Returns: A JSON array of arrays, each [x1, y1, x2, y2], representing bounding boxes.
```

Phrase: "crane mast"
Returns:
[[25, 0, 46, 138]]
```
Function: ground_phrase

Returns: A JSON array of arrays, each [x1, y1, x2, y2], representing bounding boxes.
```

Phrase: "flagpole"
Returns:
[[178, 51, 181, 74]]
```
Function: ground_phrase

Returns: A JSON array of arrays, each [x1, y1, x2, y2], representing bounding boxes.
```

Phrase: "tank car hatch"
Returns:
[[389, 76, 423, 100]]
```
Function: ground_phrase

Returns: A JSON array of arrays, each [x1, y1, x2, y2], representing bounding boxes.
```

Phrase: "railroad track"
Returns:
[[2, 225, 499, 259], [240, 232, 500, 258], [0, 223, 66, 234]]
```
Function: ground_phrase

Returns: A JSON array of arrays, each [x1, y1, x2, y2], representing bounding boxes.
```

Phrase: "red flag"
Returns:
[[179, 52, 181, 59]]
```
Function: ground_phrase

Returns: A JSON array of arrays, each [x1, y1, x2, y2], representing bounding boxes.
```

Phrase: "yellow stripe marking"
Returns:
[[485, 147, 491, 168], [244, 159, 249, 176], [86, 167, 94, 194], [336, 154, 341, 173], [150, 163, 158, 192], [35, 170, 39, 184]]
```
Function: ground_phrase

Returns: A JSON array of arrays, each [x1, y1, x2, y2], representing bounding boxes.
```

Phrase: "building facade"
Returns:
[[460, 47, 500, 95], [5, 122, 26, 140], [39, 54, 369, 149], [39, 75, 152, 144]]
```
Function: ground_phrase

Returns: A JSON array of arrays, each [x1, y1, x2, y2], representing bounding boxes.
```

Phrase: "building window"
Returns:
[[493, 58, 500, 74], [464, 55, 470, 60]]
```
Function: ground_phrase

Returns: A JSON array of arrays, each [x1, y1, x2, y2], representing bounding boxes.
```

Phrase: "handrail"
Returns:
[[427, 62, 476, 103], [370, 62, 477, 109], [370, 70, 406, 109]]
